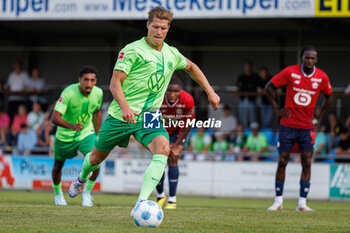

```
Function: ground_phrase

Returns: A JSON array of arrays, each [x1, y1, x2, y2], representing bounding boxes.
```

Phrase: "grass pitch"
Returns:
[[0, 190, 349, 232]]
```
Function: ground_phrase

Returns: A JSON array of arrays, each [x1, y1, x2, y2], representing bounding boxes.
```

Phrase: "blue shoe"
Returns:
[[69, 176, 87, 198]]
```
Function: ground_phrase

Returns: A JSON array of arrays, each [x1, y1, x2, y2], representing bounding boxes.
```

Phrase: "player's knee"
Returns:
[[301, 158, 312, 169], [89, 155, 102, 166], [278, 158, 289, 168], [157, 145, 170, 156]]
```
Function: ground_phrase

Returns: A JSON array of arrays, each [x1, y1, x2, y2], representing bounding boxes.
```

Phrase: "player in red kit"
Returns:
[[265, 46, 333, 211], [156, 76, 195, 209]]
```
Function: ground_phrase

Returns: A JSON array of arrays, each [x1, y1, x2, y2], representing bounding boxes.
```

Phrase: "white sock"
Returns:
[[168, 196, 176, 203], [157, 192, 166, 199], [298, 197, 306, 206], [275, 196, 283, 204]]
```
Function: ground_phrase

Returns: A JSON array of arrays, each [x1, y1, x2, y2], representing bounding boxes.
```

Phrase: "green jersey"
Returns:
[[245, 133, 268, 153], [190, 132, 212, 152], [54, 83, 103, 142], [108, 37, 187, 122]]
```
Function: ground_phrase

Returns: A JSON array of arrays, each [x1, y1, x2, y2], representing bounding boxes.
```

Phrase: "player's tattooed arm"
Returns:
[[51, 110, 84, 132], [109, 70, 140, 124], [314, 93, 333, 125], [184, 58, 220, 110], [93, 109, 102, 133], [265, 80, 290, 118]]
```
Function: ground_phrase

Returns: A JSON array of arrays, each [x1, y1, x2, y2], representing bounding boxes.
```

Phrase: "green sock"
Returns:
[[80, 152, 100, 181], [84, 179, 96, 192], [138, 154, 168, 200], [52, 182, 62, 195]]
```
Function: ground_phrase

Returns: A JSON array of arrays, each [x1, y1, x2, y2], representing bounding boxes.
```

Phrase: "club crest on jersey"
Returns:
[[167, 61, 173, 69], [148, 73, 165, 93], [312, 82, 319, 89], [176, 109, 183, 115], [118, 52, 125, 61], [294, 80, 301, 85]]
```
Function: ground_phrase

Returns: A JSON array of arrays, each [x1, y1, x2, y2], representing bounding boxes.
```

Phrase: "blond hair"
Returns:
[[148, 7, 174, 25]]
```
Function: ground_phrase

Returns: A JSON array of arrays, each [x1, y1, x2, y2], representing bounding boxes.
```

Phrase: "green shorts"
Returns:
[[54, 133, 96, 161], [95, 115, 169, 152]]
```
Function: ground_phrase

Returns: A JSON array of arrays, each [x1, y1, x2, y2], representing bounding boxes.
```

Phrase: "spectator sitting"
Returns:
[[214, 104, 237, 140], [6, 105, 27, 146], [17, 124, 37, 155], [37, 115, 56, 156], [27, 103, 44, 133], [241, 122, 268, 162], [314, 125, 328, 161], [325, 112, 343, 153], [335, 127, 350, 162], [6, 61, 30, 119], [229, 123, 247, 153], [212, 132, 229, 160], [28, 68, 47, 106], [186, 127, 212, 161], [0, 106, 10, 145]]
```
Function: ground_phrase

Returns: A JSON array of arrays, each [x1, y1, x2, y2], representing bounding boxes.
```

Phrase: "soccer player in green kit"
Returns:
[[51, 66, 103, 206], [69, 7, 220, 213]]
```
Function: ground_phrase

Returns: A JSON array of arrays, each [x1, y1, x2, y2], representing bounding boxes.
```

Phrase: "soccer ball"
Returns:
[[132, 200, 164, 227]]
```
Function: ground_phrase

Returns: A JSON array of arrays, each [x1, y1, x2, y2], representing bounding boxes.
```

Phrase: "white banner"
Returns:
[[0, 0, 314, 20], [101, 159, 329, 200]]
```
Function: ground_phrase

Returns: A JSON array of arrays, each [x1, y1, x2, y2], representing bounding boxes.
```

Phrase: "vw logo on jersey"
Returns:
[[294, 92, 312, 106], [76, 113, 89, 124], [148, 73, 166, 93]]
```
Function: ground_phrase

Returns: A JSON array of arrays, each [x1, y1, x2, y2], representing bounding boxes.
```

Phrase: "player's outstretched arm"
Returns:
[[184, 58, 220, 110], [51, 110, 83, 132], [265, 80, 290, 118], [109, 70, 140, 124], [93, 109, 102, 133]]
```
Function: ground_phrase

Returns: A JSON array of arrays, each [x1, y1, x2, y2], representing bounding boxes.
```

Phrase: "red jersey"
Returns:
[[160, 90, 195, 135], [272, 65, 332, 129]]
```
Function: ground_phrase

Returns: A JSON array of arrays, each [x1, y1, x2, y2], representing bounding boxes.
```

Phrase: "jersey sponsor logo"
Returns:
[[292, 87, 316, 95], [148, 73, 165, 93], [312, 82, 319, 89], [291, 73, 301, 79], [311, 78, 322, 82], [118, 51, 125, 61], [167, 61, 173, 69], [294, 92, 312, 106], [58, 96, 63, 103], [76, 114, 89, 124], [144, 60, 153, 64]]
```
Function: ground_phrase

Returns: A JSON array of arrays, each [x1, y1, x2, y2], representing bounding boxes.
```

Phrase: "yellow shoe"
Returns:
[[165, 202, 177, 210], [157, 196, 167, 208]]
